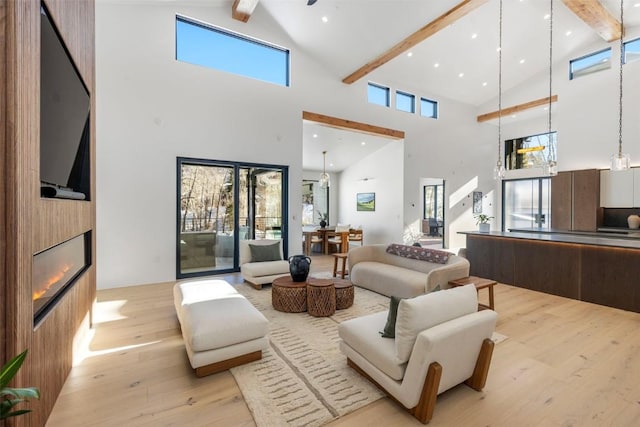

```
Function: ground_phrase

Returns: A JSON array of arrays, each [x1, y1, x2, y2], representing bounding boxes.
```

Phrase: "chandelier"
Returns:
[[319, 150, 330, 188]]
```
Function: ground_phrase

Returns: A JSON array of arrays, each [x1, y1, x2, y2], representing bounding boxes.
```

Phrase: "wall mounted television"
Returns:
[[40, 3, 91, 200]]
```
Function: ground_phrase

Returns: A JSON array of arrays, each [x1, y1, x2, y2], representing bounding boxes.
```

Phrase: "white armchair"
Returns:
[[338, 284, 497, 424], [239, 239, 290, 289]]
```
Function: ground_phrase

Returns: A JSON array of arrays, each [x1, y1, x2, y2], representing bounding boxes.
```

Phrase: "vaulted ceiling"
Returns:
[[129, 0, 640, 171]]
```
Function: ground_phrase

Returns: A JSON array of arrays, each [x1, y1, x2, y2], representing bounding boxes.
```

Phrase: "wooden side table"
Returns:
[[272, 276, 307, 313], [448, 276, 497, 311], [306, 278, 336, 317], [332, 252, 348, 279]]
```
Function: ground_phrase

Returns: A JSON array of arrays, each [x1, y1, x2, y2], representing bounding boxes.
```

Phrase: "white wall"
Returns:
[[338, 141, 404, 245], [95, 2, 498, 288]]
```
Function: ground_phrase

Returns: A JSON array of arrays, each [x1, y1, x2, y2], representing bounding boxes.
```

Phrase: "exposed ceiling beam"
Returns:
[[562, 0, 621, 42], [342, 0, 489, 84], [476, 95, 558, 123], [302, 111, 405, 139], [232, 0, 259, 23]]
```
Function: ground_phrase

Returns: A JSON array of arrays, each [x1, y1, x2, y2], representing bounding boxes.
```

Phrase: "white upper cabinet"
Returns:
[[600, 169, 634, 207]]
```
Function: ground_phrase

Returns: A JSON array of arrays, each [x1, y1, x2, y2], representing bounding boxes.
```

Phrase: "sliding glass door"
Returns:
[[177, 158, 288, 278]]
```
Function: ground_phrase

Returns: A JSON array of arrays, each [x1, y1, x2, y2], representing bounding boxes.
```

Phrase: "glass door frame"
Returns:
[[422, 182, 446, 243], [501, 177, 551, 231], [176, 157, 289, 279]]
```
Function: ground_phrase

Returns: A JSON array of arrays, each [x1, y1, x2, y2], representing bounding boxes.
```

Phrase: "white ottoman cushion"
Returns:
[[183, 295, 268, 352]]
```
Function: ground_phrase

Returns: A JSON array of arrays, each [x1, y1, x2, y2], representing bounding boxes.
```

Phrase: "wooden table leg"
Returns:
[[488, 285, 495, 310], [333, 256, 338, 277]]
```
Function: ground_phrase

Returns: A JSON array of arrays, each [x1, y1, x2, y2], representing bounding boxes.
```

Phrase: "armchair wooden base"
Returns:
[[346, 337, 495, 424]]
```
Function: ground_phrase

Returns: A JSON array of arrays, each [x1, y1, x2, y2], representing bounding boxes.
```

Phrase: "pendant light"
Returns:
[[545, 0, 558, 176], [319, 150, 330, 188], [493, 0, 505, 180], [611, 0, 631, 171]]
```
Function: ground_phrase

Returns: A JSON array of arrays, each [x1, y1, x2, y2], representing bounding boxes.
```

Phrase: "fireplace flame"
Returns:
[[33, 264, 72, 301]]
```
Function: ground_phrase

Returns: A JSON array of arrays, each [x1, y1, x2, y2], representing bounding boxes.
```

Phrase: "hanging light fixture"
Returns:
[[545, 0, 558, 176], [494, 0, 505, 180], [319, 150, 330, 188], [611, 0, 631, 171]]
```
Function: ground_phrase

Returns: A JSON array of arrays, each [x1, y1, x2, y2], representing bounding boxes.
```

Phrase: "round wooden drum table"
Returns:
[[333, 278, 354, 310], [306, 278, 336, 317], [272, 276, 307, 313]]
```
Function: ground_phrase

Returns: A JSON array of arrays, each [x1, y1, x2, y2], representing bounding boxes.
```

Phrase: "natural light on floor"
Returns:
[[92, 299, 128, 324]]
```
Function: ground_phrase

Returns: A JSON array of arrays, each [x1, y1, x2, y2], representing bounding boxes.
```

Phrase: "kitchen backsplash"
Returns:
[[602, 208, 640, 228]]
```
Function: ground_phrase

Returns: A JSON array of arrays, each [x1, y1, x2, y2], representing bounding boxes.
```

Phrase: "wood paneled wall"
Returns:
[[2, 1, 95, 425]]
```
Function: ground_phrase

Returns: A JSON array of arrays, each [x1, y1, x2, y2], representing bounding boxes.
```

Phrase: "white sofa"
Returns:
[[348, 244, 470, 298], [240, 239, 290, 289], [173, 279, 269, 377], [339, 284, 497, 424]]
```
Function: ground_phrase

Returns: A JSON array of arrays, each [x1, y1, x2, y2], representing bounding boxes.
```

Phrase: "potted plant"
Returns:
[[1, 350, 40, 420], [474, 214, 494, 233], [317, 211, 328, 228]]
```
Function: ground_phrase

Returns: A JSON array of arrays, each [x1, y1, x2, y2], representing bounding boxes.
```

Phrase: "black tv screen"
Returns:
[[40, 4, 90, 199]]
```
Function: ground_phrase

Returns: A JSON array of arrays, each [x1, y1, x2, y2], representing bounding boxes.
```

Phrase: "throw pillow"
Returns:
[[380, 295, 403, 338], [385, 243, 451, 264], [249, 242, 282, 262]]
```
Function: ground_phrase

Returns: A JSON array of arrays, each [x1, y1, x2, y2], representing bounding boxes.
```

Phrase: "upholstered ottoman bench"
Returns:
[[173, 279, 269, 377]]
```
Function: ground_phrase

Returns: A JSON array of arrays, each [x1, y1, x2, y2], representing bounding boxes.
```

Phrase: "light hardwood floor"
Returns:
[[46, 255, 640, 426]]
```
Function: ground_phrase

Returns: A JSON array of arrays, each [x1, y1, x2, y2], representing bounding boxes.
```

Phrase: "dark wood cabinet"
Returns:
[[551, 169, 600, 231]]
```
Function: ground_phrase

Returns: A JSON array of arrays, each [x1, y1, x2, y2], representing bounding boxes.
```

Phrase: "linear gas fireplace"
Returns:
[[33, 232, 91, 326]]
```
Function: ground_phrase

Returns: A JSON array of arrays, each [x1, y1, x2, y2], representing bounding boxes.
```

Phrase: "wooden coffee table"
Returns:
[[448, 276, 497, 311], [272, 276, 307, 313], [333, 278, 354, 310], [306, 278, 336, 317]]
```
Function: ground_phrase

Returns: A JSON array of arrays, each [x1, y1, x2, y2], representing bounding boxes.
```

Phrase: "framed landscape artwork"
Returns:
[[357, 192, 375, 211]]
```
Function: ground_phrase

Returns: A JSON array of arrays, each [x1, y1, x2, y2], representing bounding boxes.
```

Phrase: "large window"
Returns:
[[175, 16, 290, 87], [505, 131, 556, 171], [177, 158, 288, 278], [569, 48, 611, 80], [302, 180, 329, 226], [367, 82, 390, 107], [502, 178, 551, 231]]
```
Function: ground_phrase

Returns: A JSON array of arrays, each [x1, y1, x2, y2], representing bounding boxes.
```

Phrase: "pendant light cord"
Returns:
[[548, 0, 553, 156], [497, 0, 503, 169], [618, 0, 624, 157]]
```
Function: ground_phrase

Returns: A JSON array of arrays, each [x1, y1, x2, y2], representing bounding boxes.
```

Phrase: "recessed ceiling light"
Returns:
[[458, 72, 464, 78], [634, 2, 640, 7], [361, 141, 366, 146], [519, 59, 526, 64], [321, 16, 328, 23], [313, 133, 318, 138], [565, 30, 572, 36], [511, 114, 517, 118], [543, 106, 549, 111], [496, 47, 501, 52], [434, 63, 440, 68], [329, 163, 334, 167], [543, 14, 550, 20], [471, 33, 478, 39], [482, 82, 488, 87], [407, 52, 413, 57]]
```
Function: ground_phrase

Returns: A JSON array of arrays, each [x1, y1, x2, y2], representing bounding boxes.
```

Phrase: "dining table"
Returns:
[[302, 228, 349, 255]]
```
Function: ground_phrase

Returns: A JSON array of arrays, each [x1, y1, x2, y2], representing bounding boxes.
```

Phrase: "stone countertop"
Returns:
[[459, 230, 640, 250]]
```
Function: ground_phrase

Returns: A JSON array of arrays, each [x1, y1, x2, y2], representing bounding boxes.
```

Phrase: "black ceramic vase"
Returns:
[[289, 255, 312, 282], [319, 220, 327, 228]]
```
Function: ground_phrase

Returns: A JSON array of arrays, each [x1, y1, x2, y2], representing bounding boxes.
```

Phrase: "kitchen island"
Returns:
[[461, 230, 640, 313]]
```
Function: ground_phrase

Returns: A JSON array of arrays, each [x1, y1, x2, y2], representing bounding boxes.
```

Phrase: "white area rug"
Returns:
[[231, 282, 507, 427], [231, 283, 388, 427]]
